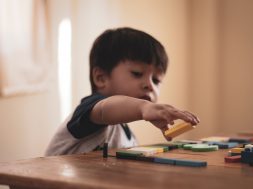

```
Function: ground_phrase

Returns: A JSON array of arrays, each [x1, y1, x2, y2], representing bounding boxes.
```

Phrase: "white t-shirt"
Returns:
[[45, 94, 138, 156]]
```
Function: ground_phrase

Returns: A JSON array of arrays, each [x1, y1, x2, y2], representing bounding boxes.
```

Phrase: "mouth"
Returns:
[[140, 95, 151, 102]]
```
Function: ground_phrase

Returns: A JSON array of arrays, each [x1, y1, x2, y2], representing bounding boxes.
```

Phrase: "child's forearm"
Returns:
[[90, 95, 200, 129], [90, 95, 148, 125]]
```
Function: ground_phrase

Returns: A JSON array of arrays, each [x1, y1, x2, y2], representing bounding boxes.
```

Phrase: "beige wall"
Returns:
[[219, 0, 253, 135], [0, 0, 70, 163], [0, 0, 253, 167], [188, 0, 253, 138]]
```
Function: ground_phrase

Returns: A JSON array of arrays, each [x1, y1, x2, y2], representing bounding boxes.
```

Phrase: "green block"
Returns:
[[191, 144, 219, 152]]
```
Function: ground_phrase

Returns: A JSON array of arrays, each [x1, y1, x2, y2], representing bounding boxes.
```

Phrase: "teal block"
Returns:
[[154, 157, 207, 167], [175, 159, 207, 167], [206, 141, 239, 149], [154, 157, 176, 165]]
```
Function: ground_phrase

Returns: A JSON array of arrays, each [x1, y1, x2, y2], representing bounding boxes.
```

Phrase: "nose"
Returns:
[[142, 77, 154, 92]]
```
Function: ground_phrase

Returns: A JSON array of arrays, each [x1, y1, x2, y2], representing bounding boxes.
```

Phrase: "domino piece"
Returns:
[[206, 141, 239, 149], [116, 153, 154, 162], [116, 149, 156, 161], [116, 150, 143, 157], [116, 150, 143, 160], [229, 136, 253, 143], [225, 155, 241, 163], [183, 144, 196, 150], [176, 139, 203, 144], [222, 142, 239, 149], [244, 144, 253, 152], [116, 154, 138, 160], [228, 152, 242, 156], [127, 147, 158, 155], [174, 159, 207, 167], [152, 143, 179, 150], [116, 150, 207, 167], [142, 147, 164, 153], [154, 157, 207, 167], [241, 143, 251, 148], [164, 122, 195, 138], [230, 147, 244, 154], [241, 151, 253, 164], [145, 145, 170, 152], [116, 150, 144, 156], [191, 144, 219, 152], [182, 143, 218, 151], [168, 142, 186, 148], [136, 156, 155, 162], [154, 157, 176, 165]]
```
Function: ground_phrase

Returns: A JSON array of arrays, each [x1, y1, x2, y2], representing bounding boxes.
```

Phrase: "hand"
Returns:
[[141, 102, 200, 132]]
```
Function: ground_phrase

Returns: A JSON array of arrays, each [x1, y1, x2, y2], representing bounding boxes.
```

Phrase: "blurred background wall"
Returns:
[[0, 0, 252, 167]]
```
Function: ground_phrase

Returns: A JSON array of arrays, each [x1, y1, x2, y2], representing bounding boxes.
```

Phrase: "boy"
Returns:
[[45, 27, 199, 156]]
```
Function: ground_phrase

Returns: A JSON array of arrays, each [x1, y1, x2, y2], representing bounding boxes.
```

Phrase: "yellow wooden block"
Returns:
[[230, 147, 244, 154], [143, 147, 164, 153], [127, 147, 157, 155], [164, 122, 195, 138]]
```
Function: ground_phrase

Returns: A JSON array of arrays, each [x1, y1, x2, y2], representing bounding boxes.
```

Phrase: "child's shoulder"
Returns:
[[80, 93, 107, 104]]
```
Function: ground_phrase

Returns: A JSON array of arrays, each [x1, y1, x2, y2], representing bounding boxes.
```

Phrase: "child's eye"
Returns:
[[152, 77, 161, 85], [131, 71, 143, 78]]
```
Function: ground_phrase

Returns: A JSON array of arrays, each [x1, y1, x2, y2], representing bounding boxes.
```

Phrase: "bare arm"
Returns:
[[90, 95, 199, 130]]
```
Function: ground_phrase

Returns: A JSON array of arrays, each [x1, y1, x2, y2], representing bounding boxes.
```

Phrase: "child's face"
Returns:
[[104, 60, 165, 102]]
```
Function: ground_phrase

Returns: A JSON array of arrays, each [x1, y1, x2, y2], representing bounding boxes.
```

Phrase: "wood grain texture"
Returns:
[[0, 149, 252, 189]]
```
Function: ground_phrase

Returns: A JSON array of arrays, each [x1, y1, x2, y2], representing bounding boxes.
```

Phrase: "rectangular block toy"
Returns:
[[164, 122, 195, 138]]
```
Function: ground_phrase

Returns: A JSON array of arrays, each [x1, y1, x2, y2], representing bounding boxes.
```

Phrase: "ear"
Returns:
[[92, 67, 108, 90]]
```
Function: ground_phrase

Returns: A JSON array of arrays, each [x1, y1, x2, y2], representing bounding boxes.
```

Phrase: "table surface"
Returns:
[[0, 148, 253, 189]]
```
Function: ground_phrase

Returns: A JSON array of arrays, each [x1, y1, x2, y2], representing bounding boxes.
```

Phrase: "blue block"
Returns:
[[229, 138, 251, 144], [241, 151, 253, 164], [175, 159, 207, 167], [225, 142, 239, 148], [154, 157, 176, 165], [206, 141, 238, 149], [136, 156, 155, 162], [154, 157, 207, 167]]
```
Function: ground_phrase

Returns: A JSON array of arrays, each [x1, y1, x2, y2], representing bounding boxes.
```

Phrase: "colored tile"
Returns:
[[164, 122, 195, 138]]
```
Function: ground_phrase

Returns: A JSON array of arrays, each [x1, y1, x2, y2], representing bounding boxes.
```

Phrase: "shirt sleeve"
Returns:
[[67, 93, 107, 139]]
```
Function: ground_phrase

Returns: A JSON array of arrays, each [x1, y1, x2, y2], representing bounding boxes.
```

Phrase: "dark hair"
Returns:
[[89, 27, 169, 93]]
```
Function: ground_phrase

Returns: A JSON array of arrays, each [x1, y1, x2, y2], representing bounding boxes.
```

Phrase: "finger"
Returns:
[[165, 136, 172, 141], [169, 120, 175, 125], [159, 110, 176, 125], [174, 110, 199, 125], [169, 110, 193, 124], [181, 111, 196, 125], [183, 111, 200, 125], [161, 125, 169, 133], [163, 106, 195, 125]]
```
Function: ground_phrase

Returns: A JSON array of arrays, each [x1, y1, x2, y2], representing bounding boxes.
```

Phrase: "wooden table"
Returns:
[[0, 149, 252, 189]]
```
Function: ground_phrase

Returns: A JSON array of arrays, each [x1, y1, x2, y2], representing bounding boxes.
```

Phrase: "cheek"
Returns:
[[109, 77, 128, 93], [114, 78, 139, 95], [153, 86, 160, 97]]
